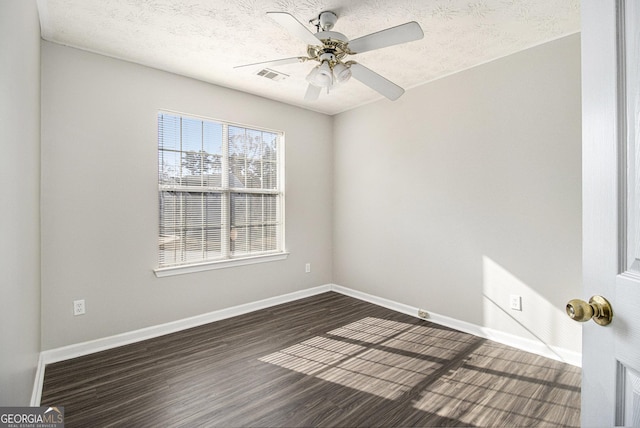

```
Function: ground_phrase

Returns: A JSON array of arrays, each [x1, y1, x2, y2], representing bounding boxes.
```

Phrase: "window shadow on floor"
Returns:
[[256, 316, 580, 427]]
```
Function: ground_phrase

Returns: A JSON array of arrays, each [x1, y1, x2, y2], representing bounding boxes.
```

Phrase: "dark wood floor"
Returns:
[[41, 292, 580, 427]]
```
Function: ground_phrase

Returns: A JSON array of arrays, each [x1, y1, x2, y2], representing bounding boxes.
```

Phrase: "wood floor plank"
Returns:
[[41, 292, 580, 427]]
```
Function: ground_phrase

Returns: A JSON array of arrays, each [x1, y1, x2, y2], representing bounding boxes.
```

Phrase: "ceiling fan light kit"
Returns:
[[235, 10, 424, 102]]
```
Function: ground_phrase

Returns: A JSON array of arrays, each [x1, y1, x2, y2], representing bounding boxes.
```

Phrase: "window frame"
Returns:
[[154, 111, 287, 277]]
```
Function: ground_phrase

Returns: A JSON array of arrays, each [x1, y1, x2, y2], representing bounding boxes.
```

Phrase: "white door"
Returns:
[[581, 1, 640, 427]]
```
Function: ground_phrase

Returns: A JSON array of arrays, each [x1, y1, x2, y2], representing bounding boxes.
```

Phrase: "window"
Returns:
[[156, 112, 285, 275]]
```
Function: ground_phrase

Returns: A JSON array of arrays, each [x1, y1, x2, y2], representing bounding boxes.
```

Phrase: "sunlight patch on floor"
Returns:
[[259, 317, 446, 400], [412, 341, 580, 427]]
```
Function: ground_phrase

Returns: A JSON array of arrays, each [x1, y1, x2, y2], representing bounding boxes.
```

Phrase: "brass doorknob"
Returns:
[[566, 295, 613, 326]]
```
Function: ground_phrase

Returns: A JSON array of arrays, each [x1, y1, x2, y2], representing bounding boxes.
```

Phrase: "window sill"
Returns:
[[154, 252, 289, 277]]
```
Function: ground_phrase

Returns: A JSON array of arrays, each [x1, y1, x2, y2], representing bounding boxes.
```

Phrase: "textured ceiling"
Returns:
[[37, 0, 580, 115]]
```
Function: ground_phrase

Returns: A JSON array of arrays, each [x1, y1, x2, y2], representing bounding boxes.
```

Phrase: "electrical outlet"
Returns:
[[509, 295, 522, 311], [418, 309, 428, 319], [73, 299, 86, 316], [305, 263, 311, 273]]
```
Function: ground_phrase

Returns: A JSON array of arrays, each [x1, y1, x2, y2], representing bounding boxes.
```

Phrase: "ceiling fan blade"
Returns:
[[348, 21, 424, 54], [304, 84, 322, 101], [234, 56, 307, 69], [267, 12, 320, 46], [349, 63, 405, 101]]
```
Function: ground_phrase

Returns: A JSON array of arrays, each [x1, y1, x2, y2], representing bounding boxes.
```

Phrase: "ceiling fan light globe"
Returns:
[[318, 60, 332, 74], [306, 61, 333, 87], [305, 66, 322, 85], [314, 72, 333, 87], [333, 63, 352, 83]]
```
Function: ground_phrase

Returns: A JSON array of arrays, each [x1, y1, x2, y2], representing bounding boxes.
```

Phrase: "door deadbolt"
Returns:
[[565, 295, 613, 326]]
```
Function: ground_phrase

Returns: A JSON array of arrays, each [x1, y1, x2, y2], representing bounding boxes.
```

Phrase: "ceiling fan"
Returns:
[[235, 11, 424, 101]]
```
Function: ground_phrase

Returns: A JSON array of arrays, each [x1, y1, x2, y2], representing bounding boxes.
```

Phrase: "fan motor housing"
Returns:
[[316, 31, 349, 43], [308, 31, 350, 61]]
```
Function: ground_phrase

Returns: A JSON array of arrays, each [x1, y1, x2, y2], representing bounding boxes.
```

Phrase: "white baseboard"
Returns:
[[330, 284, 582, 367], [30, 353, 46, 406], [32, 282, 581, 405]]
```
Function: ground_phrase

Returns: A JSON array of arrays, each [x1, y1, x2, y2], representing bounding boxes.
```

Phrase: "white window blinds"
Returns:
[[158, 112, 284, 268]]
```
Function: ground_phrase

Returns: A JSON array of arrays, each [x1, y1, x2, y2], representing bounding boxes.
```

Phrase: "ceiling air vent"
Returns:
[[257, 68, 289, 81]]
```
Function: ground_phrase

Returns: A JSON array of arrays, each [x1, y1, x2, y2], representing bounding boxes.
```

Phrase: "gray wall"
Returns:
[[0, 0, 42, 405], [41, 42, 333, 349], [333, 34, 583, 353]]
